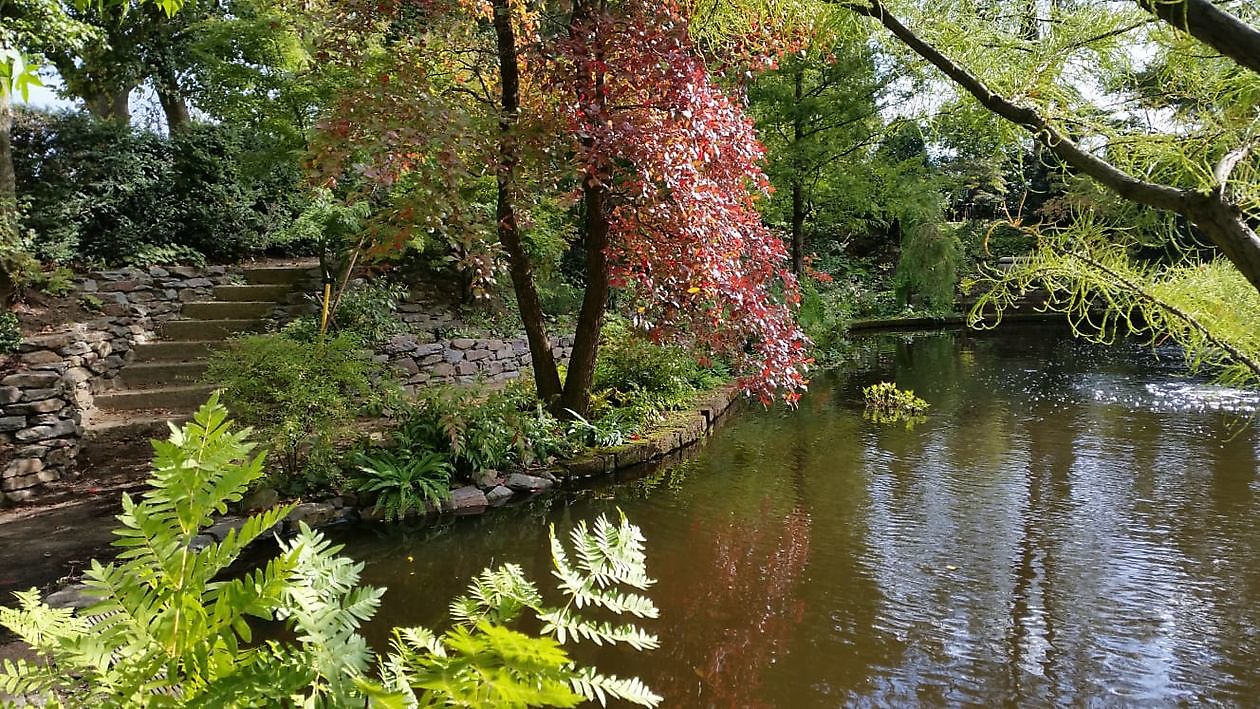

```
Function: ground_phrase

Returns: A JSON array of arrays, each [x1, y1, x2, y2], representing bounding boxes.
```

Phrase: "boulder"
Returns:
[[446, 485, 488, 512], [505, 473, 554, 492]]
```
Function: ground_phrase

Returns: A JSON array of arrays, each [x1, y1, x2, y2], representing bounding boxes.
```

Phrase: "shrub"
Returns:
[[893, 217, 964, 312], [352, 448, 453, 521], [862, 381, 930, 428], [10, 108, 306, 266], [331, 279, 408, 345], [204, 331, 388, 486], [591, 318, 725, 425], [0, 395, 661, 707], [0, 312, 21, 355]]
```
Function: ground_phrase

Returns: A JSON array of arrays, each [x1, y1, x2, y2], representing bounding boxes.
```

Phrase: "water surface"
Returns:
[[335, 326, 1260, 706]]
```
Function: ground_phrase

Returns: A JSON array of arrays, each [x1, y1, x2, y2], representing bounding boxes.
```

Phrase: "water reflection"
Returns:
[[335, 326, 1260, 705]]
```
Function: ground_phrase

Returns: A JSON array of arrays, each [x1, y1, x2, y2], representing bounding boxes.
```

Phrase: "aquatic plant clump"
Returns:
[[862, 381, 929, 428]]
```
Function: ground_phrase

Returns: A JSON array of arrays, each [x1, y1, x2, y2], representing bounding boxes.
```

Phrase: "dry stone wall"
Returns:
[[381, 332, 574, 393], [1, 266, 262, 502]]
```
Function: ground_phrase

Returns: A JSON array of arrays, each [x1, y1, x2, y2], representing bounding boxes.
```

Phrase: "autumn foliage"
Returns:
[[309, 0, 811, 407]]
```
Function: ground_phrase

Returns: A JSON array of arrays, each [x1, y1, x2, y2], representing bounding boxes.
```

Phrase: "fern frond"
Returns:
[[569, 666, 663, 708], [538, 608, 660, 651], [449, 564, 542, 626]]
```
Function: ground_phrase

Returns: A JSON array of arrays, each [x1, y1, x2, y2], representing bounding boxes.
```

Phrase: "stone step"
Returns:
[[161, 319, 265, 341], [117, 361, 209, 387], [132, 340, 220, 363], [243, 265, 316, 286], [182, 300, 277, 320], [94, 384, 218, 412], [213, 284, 295, 303], [84, 411, 192, 445]]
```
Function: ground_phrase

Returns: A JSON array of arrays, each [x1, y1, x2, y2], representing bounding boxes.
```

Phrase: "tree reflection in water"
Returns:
[[655, 499, 812, 707]]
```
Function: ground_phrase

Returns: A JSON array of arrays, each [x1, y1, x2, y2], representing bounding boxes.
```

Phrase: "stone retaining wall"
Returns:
[[1, 266, 270, 502], [382, 333, 575, 392]]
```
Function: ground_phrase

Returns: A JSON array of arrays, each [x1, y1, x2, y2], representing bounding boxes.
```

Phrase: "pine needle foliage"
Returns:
[[969, 218, 1260, 386]]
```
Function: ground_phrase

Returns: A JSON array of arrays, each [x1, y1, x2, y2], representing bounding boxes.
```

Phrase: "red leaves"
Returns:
[[552, 1, 810, 403]]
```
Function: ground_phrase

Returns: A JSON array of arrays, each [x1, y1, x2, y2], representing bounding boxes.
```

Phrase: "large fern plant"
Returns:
[[375, 513, 663, 708], [0, 395, 661, 708]]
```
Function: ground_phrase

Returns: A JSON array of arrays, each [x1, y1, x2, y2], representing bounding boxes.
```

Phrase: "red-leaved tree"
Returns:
[[312, 0, 811, 414]]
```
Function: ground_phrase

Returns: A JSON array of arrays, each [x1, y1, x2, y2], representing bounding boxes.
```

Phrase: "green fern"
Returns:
[[382, 510, 662, 708], [353, 449, 454, 522]]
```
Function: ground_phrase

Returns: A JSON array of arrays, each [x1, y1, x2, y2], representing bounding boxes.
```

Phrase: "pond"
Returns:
[[332, 324, 1260, 706]]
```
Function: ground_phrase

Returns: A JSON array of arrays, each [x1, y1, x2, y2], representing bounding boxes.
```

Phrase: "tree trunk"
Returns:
[[156, 69, 192, 133], [85, 84, 134, 123], [491, 0, 564, 405], [0, 88, 17, 303], [558, 179, 612, 419], [790, 66, 805, 276], [557, 0, 612, 419]]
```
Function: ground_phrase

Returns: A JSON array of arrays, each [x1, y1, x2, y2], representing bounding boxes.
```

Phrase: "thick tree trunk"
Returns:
[[85, 85, 134, 123], [491, 0, 564, 405], [558, 180, 611, 419], [790, 66, 805, 276], [557, 0, 612, 419], [156, 69, 192, 133], [845, 0, 1260, 295]]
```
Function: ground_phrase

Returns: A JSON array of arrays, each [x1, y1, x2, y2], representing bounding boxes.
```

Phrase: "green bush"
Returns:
[[591, 318, 725, 425], [893, 217, 964, 313], [0, 395, 661, 707], [0, 312, 21, 355], [332, 280, 407, 345], [352, 448, 453, 521], [10, 108, 306, 266], [204, 331, 388, 487]]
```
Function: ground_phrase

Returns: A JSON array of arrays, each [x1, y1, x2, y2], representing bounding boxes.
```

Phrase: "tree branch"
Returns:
[[1134, 0, 1260, 75]]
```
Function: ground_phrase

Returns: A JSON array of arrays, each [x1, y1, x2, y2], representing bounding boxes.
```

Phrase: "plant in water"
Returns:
[[352, 448, 454, 521], [863, 381, 929, 429]]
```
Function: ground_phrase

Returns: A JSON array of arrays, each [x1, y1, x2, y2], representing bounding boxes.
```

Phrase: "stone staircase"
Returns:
[[86, 262, 317, 442]]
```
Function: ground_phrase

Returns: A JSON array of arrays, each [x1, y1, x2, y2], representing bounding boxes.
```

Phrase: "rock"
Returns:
[[485, 485, 514, 506], [2, 372, 60, 388], [22, 386, 66, 402], [0, 416, 27, 432], [20, 350, 62, 365], [183, 277, 214, 288], [0, 387, 20, 404], [243, 487, 281, 511], [464, 349, 491, 362], [443, 349, 465, 364], [3, 457, 43, 479], [99, 279, 141, 292], [169, 266, 200, 278], [188, 534, 216, 551], [473, 469, 500, 488], [58, 342, 92, 357], [450, 338, 476, 350], [505, 473, 554, 492], [45, 584, 94, 609], [446, 485, 487, 511], [81, 279, 99, 292], [385, 333, 420, 354], [287, 501, 337, 529], [9, 398, 64, 415], [204, 516, 249, 541], [14, 419, 77, 442], [430, 362, 456, 377]]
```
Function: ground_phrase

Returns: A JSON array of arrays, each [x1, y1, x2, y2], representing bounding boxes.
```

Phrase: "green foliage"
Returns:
[[378, 512, 663, 708], [971, 219, 1260, 386], [394, 382, 575, 474], [352, 449, 454, 521], [894, 215, 963, 313], [591, 318, 726, 427], [204, 331, 387, 486], [333, 280, 408, 346], [10, 109, 305, 266], [0, 397, 660, 707], [0, 311, 21, 355], [0, 394, 314, 705], [862, 381, 929, 428]]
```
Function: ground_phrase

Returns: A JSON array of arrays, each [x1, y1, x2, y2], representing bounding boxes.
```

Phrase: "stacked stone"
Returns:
[[0, 266, 261, 503], [383, 333, 575, 393]]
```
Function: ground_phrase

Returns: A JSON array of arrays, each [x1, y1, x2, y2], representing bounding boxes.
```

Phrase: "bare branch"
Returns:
[[1134, 0, 1260, 75]]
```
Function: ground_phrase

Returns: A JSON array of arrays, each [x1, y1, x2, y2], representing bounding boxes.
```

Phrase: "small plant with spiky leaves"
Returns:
[[352, 448, 454, 522]]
